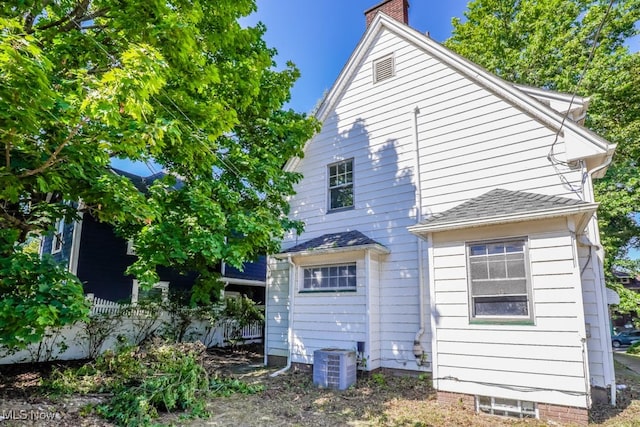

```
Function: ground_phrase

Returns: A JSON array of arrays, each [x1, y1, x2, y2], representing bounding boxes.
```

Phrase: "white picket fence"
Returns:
[[91, 296, 122, 315], [0, 297, 264, 365]]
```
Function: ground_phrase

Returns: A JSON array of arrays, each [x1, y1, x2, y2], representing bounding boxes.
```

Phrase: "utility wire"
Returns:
[[67, 16, 246, 181], [547, 0, 616, 197]]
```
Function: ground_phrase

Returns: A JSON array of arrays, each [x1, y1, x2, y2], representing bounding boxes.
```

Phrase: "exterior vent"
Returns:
[[313, 349, 357, 390], [373, 55, 394, 83]]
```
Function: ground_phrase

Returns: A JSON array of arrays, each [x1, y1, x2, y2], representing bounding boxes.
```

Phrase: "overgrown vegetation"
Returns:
[[45, 338, 262, 426], [0, 251, 89, 350], [0, 0, 318, 347], [628, 342, 640, 355]]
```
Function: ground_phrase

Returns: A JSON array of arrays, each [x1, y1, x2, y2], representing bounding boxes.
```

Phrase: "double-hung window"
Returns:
[[467, 239, 532, 321], [328, 159, 353, 211], [302, 263, 356, 292]]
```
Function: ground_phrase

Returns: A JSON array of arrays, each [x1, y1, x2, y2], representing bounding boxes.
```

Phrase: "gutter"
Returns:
[[409, 203, 599, 235], [276, 243, 389, 259], [270, 255, 296, 377]]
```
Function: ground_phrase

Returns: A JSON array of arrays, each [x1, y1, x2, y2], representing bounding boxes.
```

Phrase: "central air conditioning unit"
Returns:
[[313, 348, 357, 390]]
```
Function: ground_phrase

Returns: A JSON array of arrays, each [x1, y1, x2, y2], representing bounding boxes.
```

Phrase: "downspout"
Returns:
[[271, 255, 296, 377], [411, 106, 427, 365], [583, 153, 616, 406]]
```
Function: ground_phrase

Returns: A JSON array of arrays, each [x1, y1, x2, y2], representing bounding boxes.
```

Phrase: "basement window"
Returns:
[[373, 55, 394, 83], [476, 396, 537, 419]]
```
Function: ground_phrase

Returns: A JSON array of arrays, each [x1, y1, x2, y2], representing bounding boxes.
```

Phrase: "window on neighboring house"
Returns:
[[373, 54, 394, 83], [467, 239, 532, 321], [302, 263, 356, 292], [131, 280, 169, 304], [328, 159, 354, 211], [52, 218, 65, 254]]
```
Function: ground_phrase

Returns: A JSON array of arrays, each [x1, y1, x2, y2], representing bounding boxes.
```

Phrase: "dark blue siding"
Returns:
[[224, 256, 267, 282], [77, 215, 205, 302], [77, 215, 136, 302], [41, 221, 75, 267]]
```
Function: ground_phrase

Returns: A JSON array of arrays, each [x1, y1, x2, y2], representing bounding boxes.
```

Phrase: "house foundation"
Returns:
[[437, 391, 589, 425]]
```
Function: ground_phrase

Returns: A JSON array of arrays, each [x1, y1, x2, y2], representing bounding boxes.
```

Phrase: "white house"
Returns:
[[264, 0, 617, 424]]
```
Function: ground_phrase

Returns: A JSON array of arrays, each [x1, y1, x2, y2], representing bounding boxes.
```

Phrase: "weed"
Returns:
[[371, 373, 386, 386]]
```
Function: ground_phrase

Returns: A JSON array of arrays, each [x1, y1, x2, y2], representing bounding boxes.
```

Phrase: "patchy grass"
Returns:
[[1, 346, 640, 426]]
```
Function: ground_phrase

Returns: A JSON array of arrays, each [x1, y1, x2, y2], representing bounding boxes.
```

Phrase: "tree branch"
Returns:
[[17, 124, 82, 179], [0, 208, 33, 240], [27, 0, 107, 34], [24, 0, 52, 33]]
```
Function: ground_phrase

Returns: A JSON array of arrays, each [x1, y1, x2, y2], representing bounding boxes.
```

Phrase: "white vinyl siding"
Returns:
[[432, 219, 590, 408], [291, 256, 368, 364], [265, 258, 291, 358]]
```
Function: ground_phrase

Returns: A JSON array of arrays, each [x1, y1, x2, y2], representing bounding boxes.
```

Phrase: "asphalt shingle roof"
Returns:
[[282, 230, 385, 254], [421, 188, 591, 227]]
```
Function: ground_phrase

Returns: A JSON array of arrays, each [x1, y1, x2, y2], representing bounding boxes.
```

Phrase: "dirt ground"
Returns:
[[1, 346, 640, 426]]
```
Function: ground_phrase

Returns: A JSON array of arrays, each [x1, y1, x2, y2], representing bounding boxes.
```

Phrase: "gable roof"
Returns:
[[278, 230, 389, 257], [287, 12, 614, 174], [408, 189, 598, 234]]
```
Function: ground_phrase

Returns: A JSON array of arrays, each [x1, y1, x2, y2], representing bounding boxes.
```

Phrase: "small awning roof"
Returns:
[[409, 189, 598, 235], [276, 230, 389, 258]]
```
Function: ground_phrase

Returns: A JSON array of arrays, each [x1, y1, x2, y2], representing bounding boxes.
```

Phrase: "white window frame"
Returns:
[[328, 158, 354, 212], [466, 238, 533, 323], [51, 218, 65, 254], [300, 263, 357, 292], [131, 280, 169, 304], [372, 54, 395, 83], [126, 239, 136, 255]]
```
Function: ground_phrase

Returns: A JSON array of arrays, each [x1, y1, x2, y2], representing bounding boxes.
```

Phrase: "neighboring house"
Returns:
[[41, 169, 266, 305], [613, 270, 640, 292], [611, 270, 640, 331], [265, 0, 617, 424]]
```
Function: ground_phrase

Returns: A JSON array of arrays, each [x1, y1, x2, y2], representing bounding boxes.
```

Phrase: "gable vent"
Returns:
[[373, 55, 394, 83]]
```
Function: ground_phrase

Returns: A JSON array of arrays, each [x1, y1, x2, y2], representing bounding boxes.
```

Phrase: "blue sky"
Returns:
[[243, 0, 470, 113]]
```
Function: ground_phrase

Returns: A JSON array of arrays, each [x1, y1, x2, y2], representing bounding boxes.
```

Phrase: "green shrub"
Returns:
[[628, 342, 640, 355], [0, 250, 89, 350]]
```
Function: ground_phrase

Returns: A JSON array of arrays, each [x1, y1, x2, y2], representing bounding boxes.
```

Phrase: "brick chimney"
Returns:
[[365, 0, 409, 27]]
